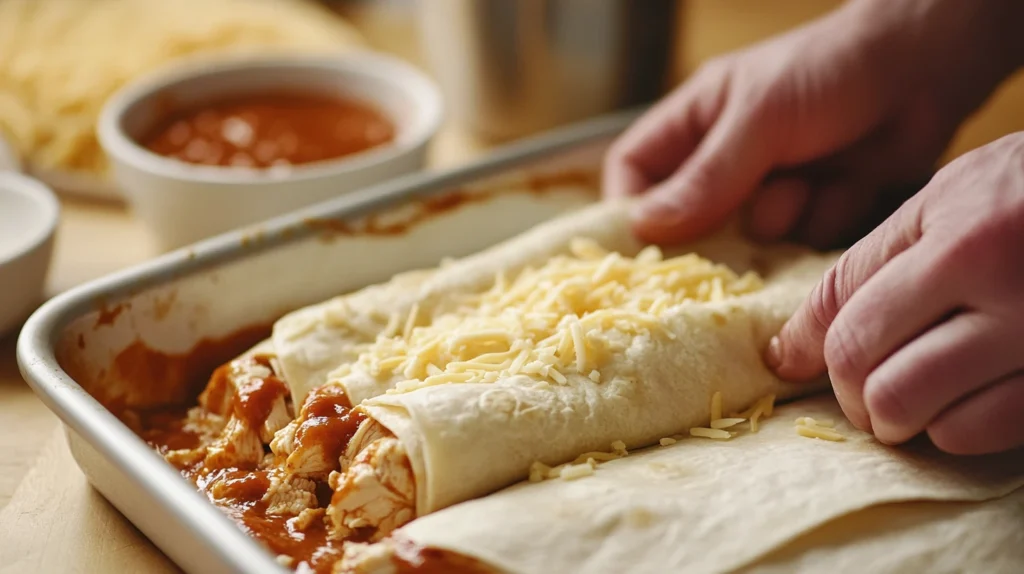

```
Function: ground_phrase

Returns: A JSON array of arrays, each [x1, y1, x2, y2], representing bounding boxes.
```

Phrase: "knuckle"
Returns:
[[929, 227, 1008, 293], [932, 232, 978, 272], [808, 265, 842, 332], [823, 320, 869, 385]]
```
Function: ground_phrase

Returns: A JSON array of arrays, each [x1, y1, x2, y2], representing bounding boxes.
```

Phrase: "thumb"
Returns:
[[631, 107, 775, 244], [767, 199, 924, 382]]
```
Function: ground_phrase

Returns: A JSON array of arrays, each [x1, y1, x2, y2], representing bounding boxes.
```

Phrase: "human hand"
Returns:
[[604, 0, 1022, 249], [768, 133, 1024, 455]]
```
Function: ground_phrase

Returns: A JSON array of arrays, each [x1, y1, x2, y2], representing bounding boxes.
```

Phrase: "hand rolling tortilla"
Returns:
[[263, 200, 839, 542]]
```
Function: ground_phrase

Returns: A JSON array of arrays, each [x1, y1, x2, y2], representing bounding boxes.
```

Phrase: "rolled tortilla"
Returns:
[[349, 248, 834, 515], [315, 200, 838, 530]]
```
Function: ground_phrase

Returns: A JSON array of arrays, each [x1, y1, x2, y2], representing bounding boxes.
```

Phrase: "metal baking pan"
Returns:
[[17, 110, 639, 574]]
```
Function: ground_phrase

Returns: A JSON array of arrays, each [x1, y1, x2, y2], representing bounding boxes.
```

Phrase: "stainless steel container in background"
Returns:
[[419, 0, 677, 140]]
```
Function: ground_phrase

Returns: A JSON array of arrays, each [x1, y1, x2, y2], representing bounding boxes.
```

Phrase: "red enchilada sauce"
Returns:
[[122, 345, 468, 573], [293, 385, 366, 465], [142, 92, 394, 168], [201, 355, 289, 427]]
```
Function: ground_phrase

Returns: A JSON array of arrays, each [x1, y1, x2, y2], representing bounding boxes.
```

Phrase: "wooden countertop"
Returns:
[[2, 1, 1022, 571]]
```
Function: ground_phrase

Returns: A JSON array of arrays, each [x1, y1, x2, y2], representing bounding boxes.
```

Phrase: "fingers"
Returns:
[[603, 66, 729, 199], [743, 177, 811, 242], [927, 373, 1024, 455], [769, 200, 925, 382], [864, 311, 1020, 444], [629, 105, 777, 244], [797, 180, 879, 250]]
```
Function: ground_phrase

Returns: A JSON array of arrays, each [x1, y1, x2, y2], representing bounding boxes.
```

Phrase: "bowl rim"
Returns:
[[0, 171, 60, 267], [96, 51, 444, 187]]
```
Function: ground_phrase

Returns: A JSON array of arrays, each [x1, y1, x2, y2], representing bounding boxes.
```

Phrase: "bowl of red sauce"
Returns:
[[98, 53, 442, 250]]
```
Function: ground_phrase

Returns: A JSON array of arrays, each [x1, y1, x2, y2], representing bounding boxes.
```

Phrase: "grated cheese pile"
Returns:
[[334, 238, 763, 393], [795, 416, 845, 442]]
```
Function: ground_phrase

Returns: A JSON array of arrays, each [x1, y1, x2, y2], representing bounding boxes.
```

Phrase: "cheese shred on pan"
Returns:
[[337, 238, 762, 393]]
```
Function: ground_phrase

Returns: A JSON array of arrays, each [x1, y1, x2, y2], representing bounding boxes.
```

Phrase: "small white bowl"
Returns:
[[0, 172, 59, 337], [98, 52, 443, 251]]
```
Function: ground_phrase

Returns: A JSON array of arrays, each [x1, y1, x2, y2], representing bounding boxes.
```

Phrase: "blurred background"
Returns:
[[333, 0, 1024, 163], [2, 0, 1024, 290], [4, 0, 1023, 180]]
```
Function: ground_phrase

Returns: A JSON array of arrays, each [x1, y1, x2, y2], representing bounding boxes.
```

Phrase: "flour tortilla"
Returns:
[[395, 394, 1024, 574], [331, 200, 838, 515], [742, 484, 1024, 574]]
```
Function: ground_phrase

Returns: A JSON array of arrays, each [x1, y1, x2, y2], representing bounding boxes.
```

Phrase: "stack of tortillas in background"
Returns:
[[0, 0, 364, 195]]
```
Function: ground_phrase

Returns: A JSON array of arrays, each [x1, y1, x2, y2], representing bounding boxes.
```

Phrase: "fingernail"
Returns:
[[764, 336, 783, 370], [832, 380, 873, 433]]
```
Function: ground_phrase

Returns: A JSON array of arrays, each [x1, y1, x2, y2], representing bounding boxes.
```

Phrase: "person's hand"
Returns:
[[604, 0, 1022, 250], [767, 133, 1024, 455]]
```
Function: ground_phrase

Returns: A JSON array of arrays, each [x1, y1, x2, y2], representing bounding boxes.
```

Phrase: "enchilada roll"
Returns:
[[267, 201, 836, 540]]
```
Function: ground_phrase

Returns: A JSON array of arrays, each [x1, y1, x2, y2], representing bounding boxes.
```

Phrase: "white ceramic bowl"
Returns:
[[98, 52, 443, 251], [0, 172, 59, 337]]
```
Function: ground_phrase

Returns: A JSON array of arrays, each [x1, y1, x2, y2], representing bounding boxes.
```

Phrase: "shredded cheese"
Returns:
[[559, 461, 596, 480], [750, 406, 765, 433], [689, 427, 732, 440], [710, 417, 745, 430], [695, 393, 776, 440], [659, 437, 677, 446], [402, 303, 419, 340], [796, 425, 845, 442], [529, 440, 631, 483], [528, 461, 552, 483], [734, 394, 776, 433], [710, 391, 723, 421], [795, 416, 834, 428], [795, 416, 844, 442], [335, 237, 762, 394]]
